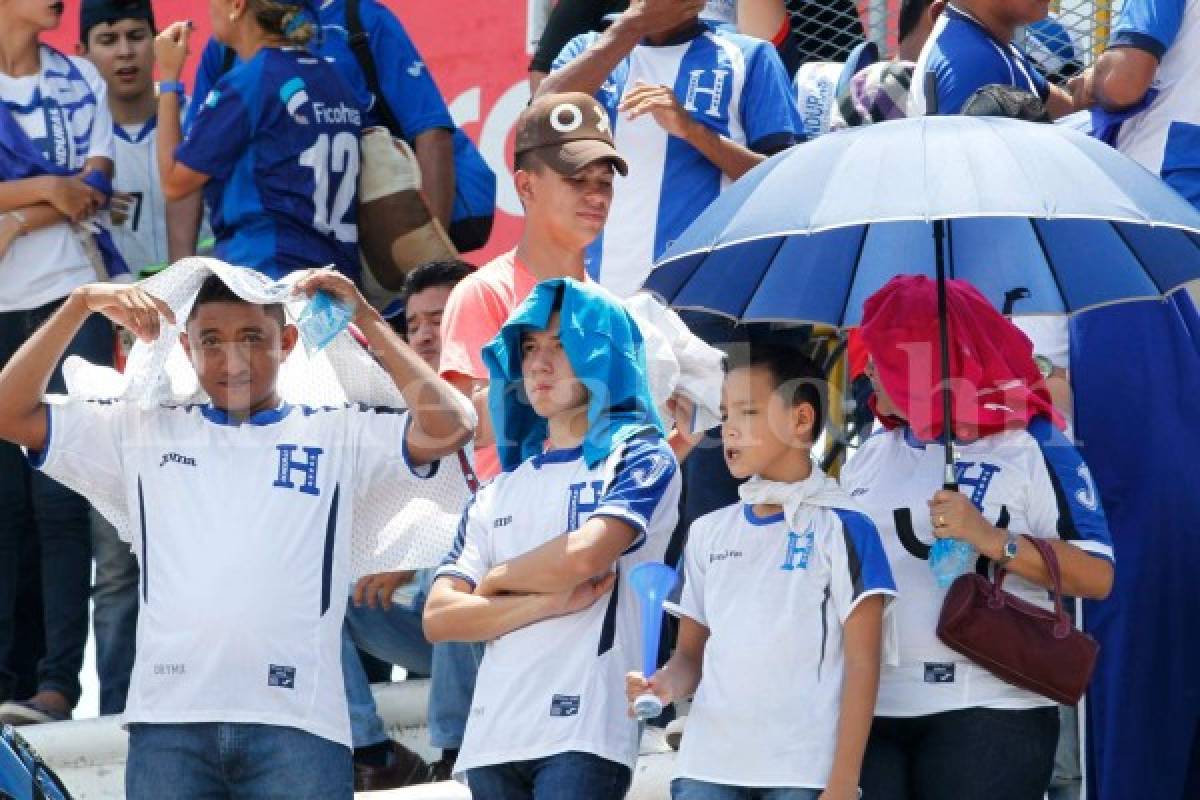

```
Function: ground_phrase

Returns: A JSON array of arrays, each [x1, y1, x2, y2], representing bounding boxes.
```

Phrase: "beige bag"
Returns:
[[358, 127, 458, 305]]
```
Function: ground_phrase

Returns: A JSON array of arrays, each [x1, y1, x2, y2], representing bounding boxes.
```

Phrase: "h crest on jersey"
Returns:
[[273, 444, 323, 496], [566, 480, 604, 530], [953, 461, 1002, 510], [780, 526, 816, 571], [683, 69, 729, 118]]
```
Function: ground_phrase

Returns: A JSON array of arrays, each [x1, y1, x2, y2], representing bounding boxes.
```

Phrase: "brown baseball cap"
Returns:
[[514, 92, 628, 177]]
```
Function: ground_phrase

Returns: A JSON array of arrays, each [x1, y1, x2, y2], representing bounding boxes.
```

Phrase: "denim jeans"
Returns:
[[466, 751, 632, 800], [342, 569, 482, 750], [672, 779, 822, 800], [125, 722, 353, 800], [859, 707, 1059, 800], [90, 509, 138, 715], [0, 300, 112, 706]]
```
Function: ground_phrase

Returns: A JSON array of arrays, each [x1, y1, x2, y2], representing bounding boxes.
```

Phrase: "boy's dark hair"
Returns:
[[402, 259, 474, 303], [80, 0, 156, 44], [897, 0, 934, 44], [725, 343, 826, 442], [513, 148, 546, 175], [188, 275, 286, 328]]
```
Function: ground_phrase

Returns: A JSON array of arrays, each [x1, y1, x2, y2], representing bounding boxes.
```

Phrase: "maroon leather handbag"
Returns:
[[936, 534, 1099, 705]]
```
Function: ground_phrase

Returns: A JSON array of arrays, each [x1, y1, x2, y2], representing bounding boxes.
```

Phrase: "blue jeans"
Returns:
[[466, 751, 632, 800], [125, 722, 352, 800], [672, 779, 822, 800], [91, 509, 138, 715], [0, 300, 112, 706], [342, 569, 482, 750]]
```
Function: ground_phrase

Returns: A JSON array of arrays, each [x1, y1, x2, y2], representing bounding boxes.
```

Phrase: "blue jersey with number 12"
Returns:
[[177, 47, 365, 279]]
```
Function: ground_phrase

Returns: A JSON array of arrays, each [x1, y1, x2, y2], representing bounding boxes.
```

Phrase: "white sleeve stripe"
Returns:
[[1070, 540, 1115, 562], [433, 566, 478, 589], [843, 587, 897, 622], [589, 508, 649, 555]]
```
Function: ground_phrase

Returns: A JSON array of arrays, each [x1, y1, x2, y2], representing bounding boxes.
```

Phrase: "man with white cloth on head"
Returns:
[[0, 261, 474, 800]]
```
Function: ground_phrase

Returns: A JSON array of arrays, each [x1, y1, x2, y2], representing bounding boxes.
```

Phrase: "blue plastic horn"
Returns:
[[629, 561, 679, 721]]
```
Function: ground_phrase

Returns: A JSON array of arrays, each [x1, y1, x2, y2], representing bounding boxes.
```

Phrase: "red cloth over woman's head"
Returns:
[[859, 275, 1064, 441]]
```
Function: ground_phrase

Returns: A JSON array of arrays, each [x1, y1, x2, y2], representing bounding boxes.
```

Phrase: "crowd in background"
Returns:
[[0, 0, 1195, 797]]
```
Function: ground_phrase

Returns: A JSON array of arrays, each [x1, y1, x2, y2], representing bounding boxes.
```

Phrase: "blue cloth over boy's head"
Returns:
[[483, 278, 664, 472]]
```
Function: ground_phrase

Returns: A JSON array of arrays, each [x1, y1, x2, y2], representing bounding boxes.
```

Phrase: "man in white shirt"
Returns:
[[75, 0, 206, 719], [0, 269, 473, 799], [0, 0, 117, 726]]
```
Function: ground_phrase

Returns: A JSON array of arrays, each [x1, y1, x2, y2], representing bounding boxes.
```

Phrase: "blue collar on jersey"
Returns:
[[483, 278, 665, 473], [641, 19, 708, 47], [201, 402, 294, 427], [113, 116, 158, 145], [743, 504, 786, 526], [532, 444, 584, 469]]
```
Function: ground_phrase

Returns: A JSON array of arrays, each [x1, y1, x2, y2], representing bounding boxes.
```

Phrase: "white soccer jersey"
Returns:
[[436, 435, 681, 774], [553, 23, 800, 299], [32, 398, 435, 747], [109, 101, 210, 271], [675, 501, 896, 789], [840, 418, 1113, 717], [0, 47, 114, 312], [1110, 0, 1200, 209]]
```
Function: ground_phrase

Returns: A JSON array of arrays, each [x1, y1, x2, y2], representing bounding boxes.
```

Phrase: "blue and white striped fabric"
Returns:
[[1110, 0, 1200, 210], [908, 4, 1048, 117], [0, 46, 118, 312], [553, 22, 801, 298]]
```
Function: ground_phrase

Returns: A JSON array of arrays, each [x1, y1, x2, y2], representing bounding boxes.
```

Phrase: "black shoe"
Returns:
[[429, 755, 456, 782], [353, 741, 432, 791]]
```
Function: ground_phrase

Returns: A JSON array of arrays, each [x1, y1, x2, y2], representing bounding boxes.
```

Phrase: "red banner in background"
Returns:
[[48, 1, 533, 264]]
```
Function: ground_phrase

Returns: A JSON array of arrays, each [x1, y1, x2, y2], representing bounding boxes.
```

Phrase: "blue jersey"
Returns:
[[188, 1, 496, 238], [908, 4, 1048, 117], [553, 21, 801, 298], [1110, 0, 1200, 209], [177, 47, 364, 279]]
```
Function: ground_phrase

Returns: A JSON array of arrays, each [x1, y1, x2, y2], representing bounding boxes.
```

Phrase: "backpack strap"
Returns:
[[346, 0, 407, 140], [221, 44, 237, 76]]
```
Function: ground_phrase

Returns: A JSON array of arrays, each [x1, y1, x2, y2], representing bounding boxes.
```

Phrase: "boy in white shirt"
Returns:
[[627, 343, 896, 800], [0, 269, 473, 799], [424, 277, 680, 799]]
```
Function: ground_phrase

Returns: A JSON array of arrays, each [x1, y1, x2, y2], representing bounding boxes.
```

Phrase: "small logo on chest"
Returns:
[[159, 452, 197, 468], [708, 548, 743, 564], [780, 527, 816, 571], [493, 515, 512, 529]]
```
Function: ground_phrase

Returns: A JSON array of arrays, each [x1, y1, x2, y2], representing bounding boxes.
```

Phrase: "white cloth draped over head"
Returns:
[[739, 465, 899, 665], [58, 257, 477, 578], [624, 293, 724, 434]]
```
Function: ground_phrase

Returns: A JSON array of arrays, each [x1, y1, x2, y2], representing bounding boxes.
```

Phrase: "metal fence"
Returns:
[[786, 0, 1121, 83]]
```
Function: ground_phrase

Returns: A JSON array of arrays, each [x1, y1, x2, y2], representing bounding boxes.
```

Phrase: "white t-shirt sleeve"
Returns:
[[590, 436, 679, 554], [676, 519, 709, 628], [349, 406, 436, 499], [1024, 420, 1114, 562], [434, 490, 493, 589], [78, 58, 114, 163], [28, 396, 126, 489], [828, 508, 898, 623]]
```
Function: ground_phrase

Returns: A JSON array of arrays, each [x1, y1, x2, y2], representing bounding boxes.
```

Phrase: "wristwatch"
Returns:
[[995, 531, 1020, 567], [1034, 354, 1054, 379]]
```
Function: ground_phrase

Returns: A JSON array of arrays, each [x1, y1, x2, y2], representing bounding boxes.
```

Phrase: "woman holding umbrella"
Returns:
[[841, 276, 1114, 800]]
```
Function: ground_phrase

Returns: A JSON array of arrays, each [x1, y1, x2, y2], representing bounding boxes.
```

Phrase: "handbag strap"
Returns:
[[346, 0, 407, 141], [995, 535, 1071, 635]]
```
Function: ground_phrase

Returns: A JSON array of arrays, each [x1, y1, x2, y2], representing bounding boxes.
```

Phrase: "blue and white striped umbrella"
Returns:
[[644, 115, 1200, 326]]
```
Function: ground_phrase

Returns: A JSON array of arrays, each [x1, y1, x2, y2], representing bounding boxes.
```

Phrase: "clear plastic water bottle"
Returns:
[[929, 538, 976, 588], [295, 290, 353, 354]]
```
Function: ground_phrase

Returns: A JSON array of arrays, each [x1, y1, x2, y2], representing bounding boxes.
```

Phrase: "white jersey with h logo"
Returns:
[[31, 398, 433, 746], [437, 435, 680, 774]]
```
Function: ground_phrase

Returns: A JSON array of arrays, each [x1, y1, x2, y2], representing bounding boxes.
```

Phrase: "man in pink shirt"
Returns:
[[440, 91, 627, 480]]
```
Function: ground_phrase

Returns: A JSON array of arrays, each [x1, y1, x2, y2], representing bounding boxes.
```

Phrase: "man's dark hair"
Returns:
[[188, 274, 286, 327], [402, 259, 474, 303], [513, 148, 547, 175], [80, 0, 156, 45], [897, 0, 934, 44], [725, 342, 826, 441]]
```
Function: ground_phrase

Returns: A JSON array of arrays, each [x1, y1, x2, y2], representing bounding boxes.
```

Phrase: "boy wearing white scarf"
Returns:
[[626, 343, 897, 800]]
